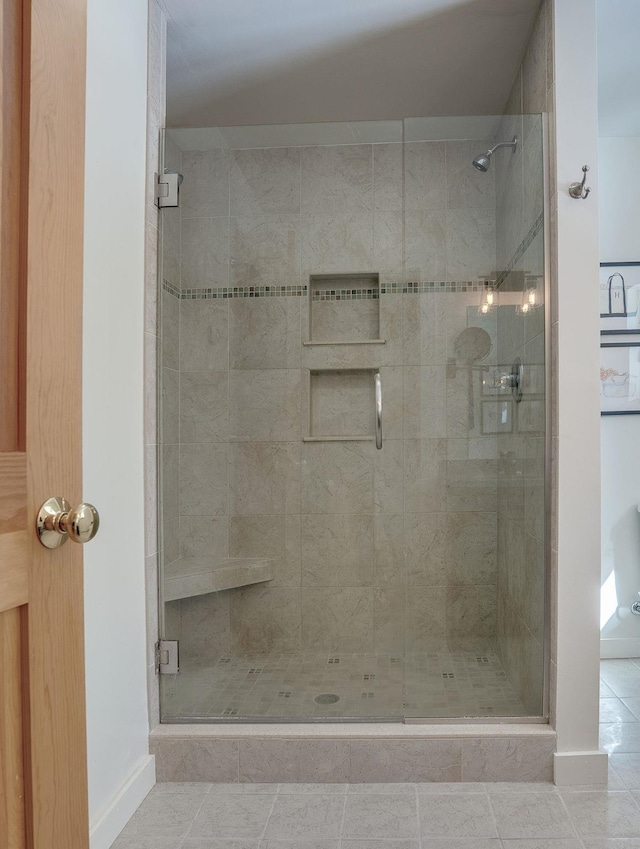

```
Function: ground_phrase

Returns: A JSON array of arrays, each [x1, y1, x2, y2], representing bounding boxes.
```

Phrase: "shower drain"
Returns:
[[314, 693, 340, 705]]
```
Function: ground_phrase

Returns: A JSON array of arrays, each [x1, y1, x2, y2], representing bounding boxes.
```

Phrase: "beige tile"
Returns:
[[374, 211, 403, 271], [230, 514, 301, 587], [301, 514, 374, 586], [301, 145, 372, 213], [181, 149, 230, 218], [161, 206, 180, 289], [180, 443, 229, 516], [230, 442, 301, 515], [418, 792, 497, 837], [403, 366, 446, 438], [446, 585, 496, 638], [310, 300, 379, 345], [404, 142, 446, 211], [145, 222, 159, 335], [447, 140, 496, 210], [150, 738, 239, 782], [373, 514, 404, 586], [181, 217, 229, 289], [189, 794, 276, 839], [373, 143, 402, 211], [180, 300, 229, 372], [522, 1, 548, 114], [229, 297, 301, 370], [309, 369, 374, 438], [403, 293, 446, 366], [405, 513, 447, 586], [373, 587, 405, 652], [406, 586, 447, 644], [301, 213, 374, 275], [179, 516, 229, 560], [301, 443, 373, 514], [161, 443, 178, 529], [491, 792, 574, 839], [446, 512, 497, 585], [161, 366, 179, 445], [266, 794, 345, 839], [145, 331, 158, 445], [404, 211, 446, 282], [374, 439, 403, 514], [301, 587, 373, 652], [163, 517, 180, 565], [230, 586, 301, 653], [231, 147, 301, 215], [378, 366, 403, 440], [239, 739, 350, 783], [461, 737, 554, 782], [403, 439, 447, 513], [162, 290, 179, 370], [230, 215, 301, 287], [343, 794, 418, 839], [446, 209, 496, 281], [349, 740, 462, 782], [178, 592, 231, 664], [180, 371, 229, 443], [229, 369, 301, 442]]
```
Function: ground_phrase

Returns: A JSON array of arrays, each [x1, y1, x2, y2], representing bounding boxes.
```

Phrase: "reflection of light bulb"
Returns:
[[528, 290, 536, 306], [521, 302, 530, 313], [486, 291, 494, 306], [481, 303, 489, 314]]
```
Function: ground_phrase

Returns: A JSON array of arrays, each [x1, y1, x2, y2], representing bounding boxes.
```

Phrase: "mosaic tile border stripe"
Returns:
[[163, 282, 307, 300], [163, 279, 497, 300], [312, 288, 379, 301]]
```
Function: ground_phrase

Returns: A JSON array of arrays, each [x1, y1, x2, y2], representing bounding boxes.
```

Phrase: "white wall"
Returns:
[[599, 137, 640, 655], [83, 0, 154, 846], [552, 0, 607, 784]]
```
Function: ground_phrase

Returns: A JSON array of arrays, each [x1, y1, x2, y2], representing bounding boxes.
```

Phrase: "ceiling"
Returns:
[[159, 0, 542, 128], [597, 0, 640, 138]]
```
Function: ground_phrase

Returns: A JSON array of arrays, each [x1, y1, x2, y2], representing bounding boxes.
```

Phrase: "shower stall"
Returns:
[[157, 114, 547, 723]]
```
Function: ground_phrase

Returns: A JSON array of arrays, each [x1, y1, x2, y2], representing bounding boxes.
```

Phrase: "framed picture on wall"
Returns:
[[600, 262, 640, 330], [600, 336, 640, 415]]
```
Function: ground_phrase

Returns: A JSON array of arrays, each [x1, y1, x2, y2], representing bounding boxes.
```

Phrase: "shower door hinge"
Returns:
[[155, 171, 180, 208], [156, 639, 179, 674]]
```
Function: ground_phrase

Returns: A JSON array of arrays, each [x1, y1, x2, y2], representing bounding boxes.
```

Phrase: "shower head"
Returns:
[[472, 152, 491, 172], [472, 136, 518, 172]]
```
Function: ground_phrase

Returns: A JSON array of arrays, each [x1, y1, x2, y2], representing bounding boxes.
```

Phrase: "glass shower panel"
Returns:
[[401, 115, 546, 719], [157, 115, 547, 723]]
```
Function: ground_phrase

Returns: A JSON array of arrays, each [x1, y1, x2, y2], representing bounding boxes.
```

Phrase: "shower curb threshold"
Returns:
[[150, 722, 555, 739], [149, 722, 558, 784]]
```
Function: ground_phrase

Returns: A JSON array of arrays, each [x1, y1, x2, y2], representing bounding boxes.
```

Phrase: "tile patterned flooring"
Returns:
[[111, 659, 640, 848], [161, 647, 527, 720]]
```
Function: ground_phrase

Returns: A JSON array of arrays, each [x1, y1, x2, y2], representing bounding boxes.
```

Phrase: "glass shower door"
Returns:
[[401, 115, 546, 719], [156, 115, 547, 722]]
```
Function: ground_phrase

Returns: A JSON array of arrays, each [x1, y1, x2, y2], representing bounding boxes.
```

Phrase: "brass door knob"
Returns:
[[36, 497, 100, 549]]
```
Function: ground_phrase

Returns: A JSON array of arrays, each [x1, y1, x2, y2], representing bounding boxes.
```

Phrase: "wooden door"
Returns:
[[0, 0, 89, 847]]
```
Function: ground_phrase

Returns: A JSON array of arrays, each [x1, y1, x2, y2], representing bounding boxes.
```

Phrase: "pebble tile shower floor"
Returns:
[[161, 647, 527, 720]]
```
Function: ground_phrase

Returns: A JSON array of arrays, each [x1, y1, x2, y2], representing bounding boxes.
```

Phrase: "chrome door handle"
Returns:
[[36, 497, 100, 549], [374, 372, 383, 450]]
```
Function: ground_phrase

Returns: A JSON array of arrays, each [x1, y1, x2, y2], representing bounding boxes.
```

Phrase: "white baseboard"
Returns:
[[601, 637, 640, 659], [90, 754, 156, 849], [554, 751, 609, 785]]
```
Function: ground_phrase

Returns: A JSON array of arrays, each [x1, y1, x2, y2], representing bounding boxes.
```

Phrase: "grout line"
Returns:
[[178, 781, 214, 847]]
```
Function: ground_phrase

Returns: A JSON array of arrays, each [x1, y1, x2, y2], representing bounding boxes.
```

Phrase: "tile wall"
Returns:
[[159, 134, 504, 687], [494, 0, 552, 716], [157, 111, 548, 718]]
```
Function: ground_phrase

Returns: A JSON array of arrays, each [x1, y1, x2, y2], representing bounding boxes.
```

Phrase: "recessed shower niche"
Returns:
[[306, 368, 377, 441], [306, 273, 381, 344]]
